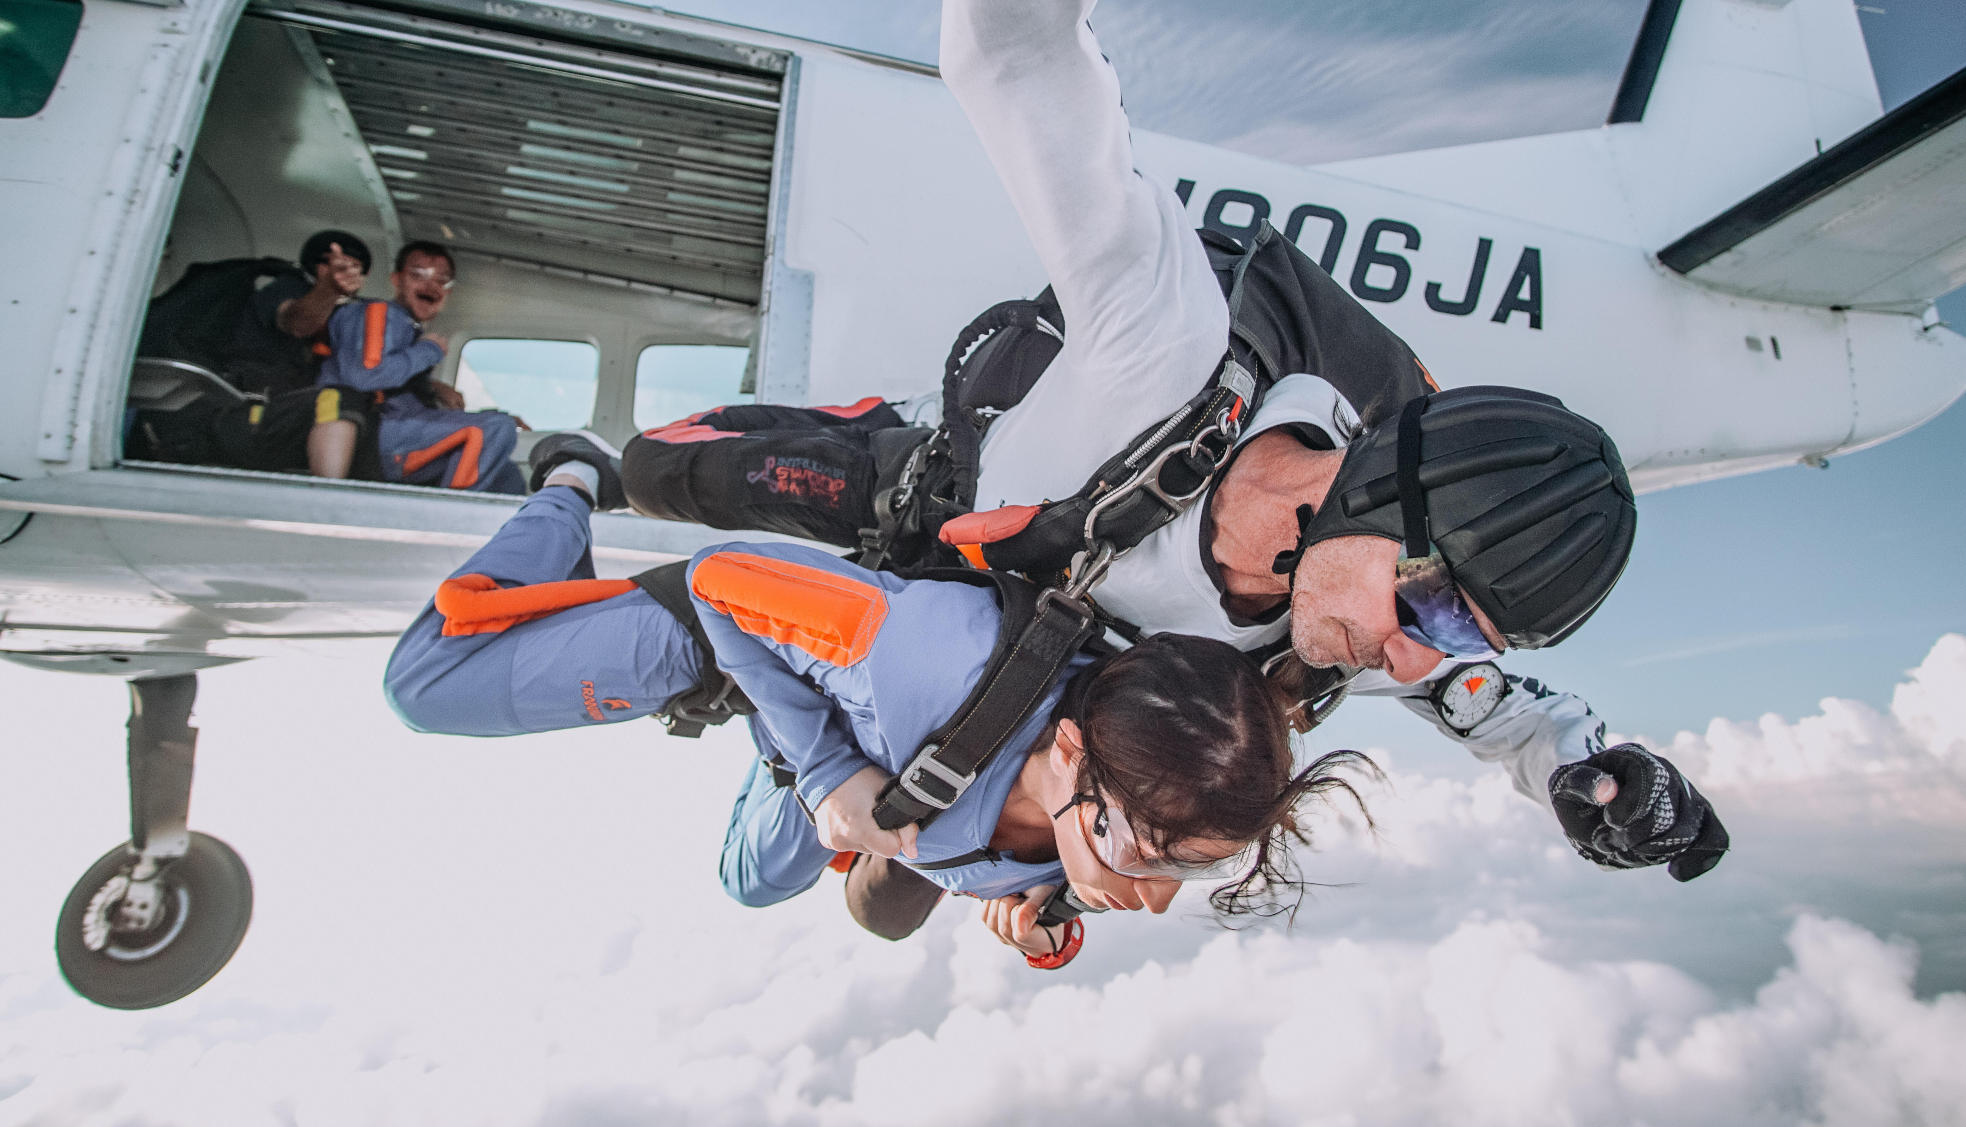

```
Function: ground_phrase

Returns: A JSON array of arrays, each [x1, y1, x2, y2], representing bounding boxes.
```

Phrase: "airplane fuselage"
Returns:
[[1, 0, 1960, 661]]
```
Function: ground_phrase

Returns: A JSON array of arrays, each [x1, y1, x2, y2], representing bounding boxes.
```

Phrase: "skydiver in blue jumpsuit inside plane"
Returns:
[[308, 241, 525, 493], [385, 446, 1370, 962]]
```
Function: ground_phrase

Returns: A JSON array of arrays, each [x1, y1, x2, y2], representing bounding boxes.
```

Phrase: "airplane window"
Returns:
[[634, 344, 752, 430], [0, 0, 84, 118], [455, 339, 599, 431]]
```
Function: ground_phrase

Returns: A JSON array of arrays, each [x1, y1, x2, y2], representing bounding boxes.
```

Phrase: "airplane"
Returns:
[[1, 0, 1961, 1009]]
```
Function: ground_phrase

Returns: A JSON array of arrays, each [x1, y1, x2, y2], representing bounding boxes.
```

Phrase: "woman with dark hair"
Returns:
[[386, 462, 1374, 963]]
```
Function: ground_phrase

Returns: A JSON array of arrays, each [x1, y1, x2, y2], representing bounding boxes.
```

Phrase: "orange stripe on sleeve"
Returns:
[[434, 573, 637, 636], [361, 301, 389, 370], [689, 552, 888, 667]]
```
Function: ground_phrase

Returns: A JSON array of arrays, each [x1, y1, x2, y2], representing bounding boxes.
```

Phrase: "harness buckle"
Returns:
[[894, 743, 976, 812]]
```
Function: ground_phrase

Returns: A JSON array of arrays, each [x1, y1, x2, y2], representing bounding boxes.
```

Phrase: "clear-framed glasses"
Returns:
[[405, 265, 456, 291], [1055, 791, 1254, 882], [1393, 551, 1500, 660]]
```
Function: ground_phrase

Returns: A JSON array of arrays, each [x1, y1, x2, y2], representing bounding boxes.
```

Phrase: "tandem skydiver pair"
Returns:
[[381, 0, 1727, 963]]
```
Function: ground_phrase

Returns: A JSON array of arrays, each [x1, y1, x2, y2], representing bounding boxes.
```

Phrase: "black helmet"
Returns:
[[1288, 386, 1636, 649], [298, 229, 373, 276]]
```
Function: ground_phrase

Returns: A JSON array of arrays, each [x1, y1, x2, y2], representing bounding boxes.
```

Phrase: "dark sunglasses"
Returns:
[[1393, 551, 1499, 660]]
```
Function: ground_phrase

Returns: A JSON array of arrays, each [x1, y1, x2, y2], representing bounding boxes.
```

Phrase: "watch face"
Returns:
[[1437, 662, 1505, 731]]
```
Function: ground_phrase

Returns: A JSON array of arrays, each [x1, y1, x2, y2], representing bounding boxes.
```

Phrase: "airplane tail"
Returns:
[[1604, 0, 1883, 248]]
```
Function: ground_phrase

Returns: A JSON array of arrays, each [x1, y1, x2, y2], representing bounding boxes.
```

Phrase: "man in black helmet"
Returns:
[[613, 0, 1727, 924], [222, 229, 373, 398]]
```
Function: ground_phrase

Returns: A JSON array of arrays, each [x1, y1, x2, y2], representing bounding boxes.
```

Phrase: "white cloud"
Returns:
[[2, 635, 1965, 1124], [1654, 633, 1966, 791]]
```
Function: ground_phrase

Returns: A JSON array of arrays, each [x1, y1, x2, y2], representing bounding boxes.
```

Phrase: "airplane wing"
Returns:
[[1658, 65, 1966, 313]]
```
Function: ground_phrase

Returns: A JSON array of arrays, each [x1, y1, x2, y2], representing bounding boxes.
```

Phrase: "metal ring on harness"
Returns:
[[1080, 419, 1236, 547]]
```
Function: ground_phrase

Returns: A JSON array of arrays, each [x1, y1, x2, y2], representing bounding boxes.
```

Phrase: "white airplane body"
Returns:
[[0, 0, 1961, 1004]]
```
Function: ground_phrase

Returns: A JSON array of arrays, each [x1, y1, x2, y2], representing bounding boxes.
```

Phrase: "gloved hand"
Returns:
[[1548, 744, 1729, 882]]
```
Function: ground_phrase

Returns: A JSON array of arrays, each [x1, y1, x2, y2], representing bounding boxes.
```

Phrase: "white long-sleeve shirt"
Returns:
[[939, 0, 1606, 808]]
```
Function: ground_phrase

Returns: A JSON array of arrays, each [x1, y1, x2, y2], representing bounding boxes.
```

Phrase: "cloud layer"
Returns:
[[1, 635, 1963, 1123]]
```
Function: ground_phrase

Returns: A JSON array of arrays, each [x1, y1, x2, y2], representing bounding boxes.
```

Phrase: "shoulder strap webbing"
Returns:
[[630, 561, 756, 738], [902, 847, 1001, 871], [871, 571, 1100, 831]]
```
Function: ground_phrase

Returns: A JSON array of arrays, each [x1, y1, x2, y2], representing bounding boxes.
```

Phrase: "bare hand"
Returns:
[[422, 332, 450, 354], [429, 381, 465, 410], [814, 765, 920, 860], [314, 242, 366, 297], [979, 885, 1068, 958]]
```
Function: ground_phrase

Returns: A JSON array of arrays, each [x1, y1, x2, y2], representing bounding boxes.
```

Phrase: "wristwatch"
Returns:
[[1430, 661, 1507, 734]]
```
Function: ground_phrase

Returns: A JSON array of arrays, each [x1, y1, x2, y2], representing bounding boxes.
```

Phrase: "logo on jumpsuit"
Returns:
[[746, 456, 848, 508], [580, 681, 632, 721]]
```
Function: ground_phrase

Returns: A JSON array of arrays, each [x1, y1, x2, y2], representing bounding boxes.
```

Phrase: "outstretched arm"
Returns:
[[940, 0, 1227, 457], [1368, 670, 1607, 809], [1365, 668, 1730, 880]]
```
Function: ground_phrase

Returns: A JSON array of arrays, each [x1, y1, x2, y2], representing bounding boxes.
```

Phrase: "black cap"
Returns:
[[298, 230, 373, 275], [1296, 385, 1637, 649]]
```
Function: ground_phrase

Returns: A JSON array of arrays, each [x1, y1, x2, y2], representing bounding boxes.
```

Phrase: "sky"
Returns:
[[3, 1, 1965, 1124]]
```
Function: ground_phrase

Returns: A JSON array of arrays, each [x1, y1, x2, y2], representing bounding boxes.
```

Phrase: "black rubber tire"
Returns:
[[55, 832, 253, 1010]]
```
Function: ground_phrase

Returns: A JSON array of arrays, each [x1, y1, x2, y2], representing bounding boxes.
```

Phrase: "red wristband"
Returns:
[[1024, 917, 1084, 970]]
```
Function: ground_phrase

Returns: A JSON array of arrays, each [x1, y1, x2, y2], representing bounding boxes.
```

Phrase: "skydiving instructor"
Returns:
[[619, 0, 1730, 885]]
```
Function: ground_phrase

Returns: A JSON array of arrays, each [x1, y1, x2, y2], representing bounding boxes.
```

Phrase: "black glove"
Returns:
[[1549, 744, 1729, 882]]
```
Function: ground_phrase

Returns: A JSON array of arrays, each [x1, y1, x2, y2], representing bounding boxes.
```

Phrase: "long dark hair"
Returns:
[[1059, 633, 1378, 921]]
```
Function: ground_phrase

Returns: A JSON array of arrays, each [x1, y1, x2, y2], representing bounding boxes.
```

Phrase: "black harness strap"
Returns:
[[902, 847, 1001, 871], [630, 561, 759, 742], [871, 572, 1101, 832]]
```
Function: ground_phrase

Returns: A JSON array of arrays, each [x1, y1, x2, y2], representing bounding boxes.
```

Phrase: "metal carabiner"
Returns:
[[1060, 542, 1116, 603]]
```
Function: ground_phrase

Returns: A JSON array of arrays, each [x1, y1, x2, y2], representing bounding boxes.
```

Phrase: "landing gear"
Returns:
[[50, 672, 255, 1009], [55, 832, 252, 1009]]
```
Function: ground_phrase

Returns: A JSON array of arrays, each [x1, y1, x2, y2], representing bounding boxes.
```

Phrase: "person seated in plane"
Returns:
[[308, 241, 526, 493], [223, 229, 372, 398], [608, 0, 1728, 924], [381, 443, 1386, 966]]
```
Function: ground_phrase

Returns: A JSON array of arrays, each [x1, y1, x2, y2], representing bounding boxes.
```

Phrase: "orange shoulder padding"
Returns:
[[939, 505, 1042, 548], [361, 301, 389, 370], [689, 552, 887, 667], [815, 396, 887, 419], [434, 573, 638, 636], [641, 422, 738, 444]]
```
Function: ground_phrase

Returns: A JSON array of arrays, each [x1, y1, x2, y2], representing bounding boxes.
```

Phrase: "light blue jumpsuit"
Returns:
[[319, 299, 524, 493], [385, 486, 1077, 905]]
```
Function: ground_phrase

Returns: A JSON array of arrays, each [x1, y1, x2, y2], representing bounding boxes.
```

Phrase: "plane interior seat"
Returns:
[[127, 358, 261, 414], [129, 0, 782, 492]]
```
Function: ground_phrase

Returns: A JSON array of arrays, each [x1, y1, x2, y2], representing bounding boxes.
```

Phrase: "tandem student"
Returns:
[[382, 441, 1371, 962]]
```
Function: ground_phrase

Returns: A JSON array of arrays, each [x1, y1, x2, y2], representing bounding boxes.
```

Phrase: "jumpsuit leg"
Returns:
[[621, 399, 909, 547], [384, 487, 700, 735], [379, 407, 523, 492]]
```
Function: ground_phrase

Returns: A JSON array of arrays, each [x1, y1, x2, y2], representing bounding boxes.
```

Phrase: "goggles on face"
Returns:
[[405, 265, 456, 290], [1394, 551, 1500, 661], [1056, 792, 1255, 882]]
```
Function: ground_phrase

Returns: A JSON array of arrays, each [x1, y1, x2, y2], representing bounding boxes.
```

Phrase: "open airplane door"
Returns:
[[0, 0, 1008, 1009]]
